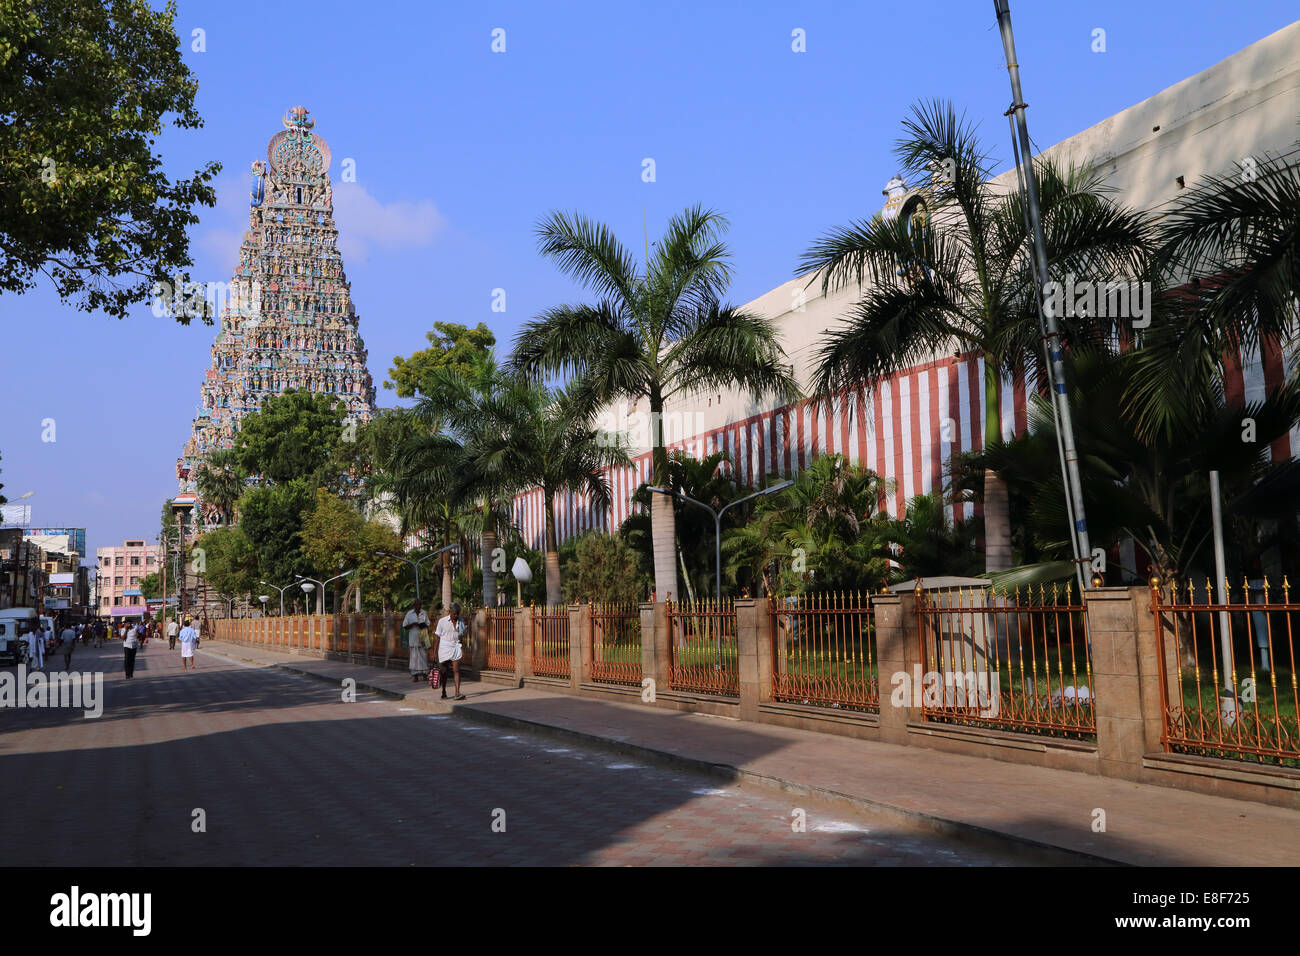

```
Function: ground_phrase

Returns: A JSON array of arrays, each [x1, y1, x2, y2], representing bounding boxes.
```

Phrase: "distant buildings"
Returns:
[[95, 538, 161, 619], [0, 528, 47, 611], [0, 527, 91, 619], [24, 527, 87, 559]]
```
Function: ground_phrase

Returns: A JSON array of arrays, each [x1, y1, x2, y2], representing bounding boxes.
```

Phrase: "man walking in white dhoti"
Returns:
[[178, 618, 199, 670], [435, 602, 466, 701], [402, 599, 430, 682], [27, 623, 46, 669]]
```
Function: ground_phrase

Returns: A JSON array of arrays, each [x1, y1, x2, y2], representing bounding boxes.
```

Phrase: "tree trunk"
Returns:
[[441, 523, 453, 611], [649, 395, 677, 601], [481, 526, 498, 609], [544, 492, 562, 605], [983, 469, 1013, 572], [982, 355, 1012, 572]]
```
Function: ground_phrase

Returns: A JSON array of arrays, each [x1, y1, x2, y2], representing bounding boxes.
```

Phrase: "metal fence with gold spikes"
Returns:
[[768, 592, 878, 712], [531, 604, 570, 679], [915, 583, 1095, 739], [485, 607, 516, 672], [590, 602, 641, 686], [1151, 577, 1299, 765], [666, 598, 738, 697]]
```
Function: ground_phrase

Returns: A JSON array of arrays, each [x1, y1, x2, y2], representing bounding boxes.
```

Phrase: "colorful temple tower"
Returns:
[[176, 106, 376, 525]]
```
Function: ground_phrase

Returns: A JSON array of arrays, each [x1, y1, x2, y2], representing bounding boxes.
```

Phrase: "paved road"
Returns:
[[0, 641, 1019, 865]]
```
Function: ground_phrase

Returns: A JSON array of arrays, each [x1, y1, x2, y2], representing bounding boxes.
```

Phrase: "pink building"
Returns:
[[95, 539, 161, 619]]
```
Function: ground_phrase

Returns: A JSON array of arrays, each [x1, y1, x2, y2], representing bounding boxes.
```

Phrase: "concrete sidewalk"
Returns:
[[200, 640, 1299, 866]]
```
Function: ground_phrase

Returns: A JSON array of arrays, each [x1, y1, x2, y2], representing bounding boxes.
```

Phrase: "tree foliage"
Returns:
[[138, 570, 162, 602], [235, 478, 316, 587], [233, 390, 345, 485], [299, 488, 407, 612], [194, 448, 245, 524], [193, 525, 258, 600], [971, 348, 1300, 585], [0, 0, 220, 318], [561, 532, 649, 605], [384, 321, 496, 398], [724, 455, 894, 595]]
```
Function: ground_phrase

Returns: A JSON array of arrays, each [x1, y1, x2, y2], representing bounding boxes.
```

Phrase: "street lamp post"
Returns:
[[321, 569, 354, 616], [259, 580, 287, 618], [994, 0, 1091, 593], [258, 595, 269, 617], [297, 578, 320, 616], [647, 480, 794, 603], [376, 545, 458, 603]]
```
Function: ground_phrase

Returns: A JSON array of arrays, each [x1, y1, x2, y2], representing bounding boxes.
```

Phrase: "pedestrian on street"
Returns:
[[167, 616, 179, 650], [435, 602, 466, 700], [26, 623, 46, 669], [402, 599, 430, 682], [59, 624, 77, 670], [178, 618, 199, 670], [93, 620, 104, 648], [123, 623, 141, 678]]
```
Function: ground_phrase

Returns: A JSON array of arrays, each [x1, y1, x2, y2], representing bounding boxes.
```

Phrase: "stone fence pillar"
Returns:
[[471, 610, 488, 671], [515, 606, 532, 682], [570, 603, 589, 689], [1087, 586, 1170, 780], [735, 598, 767, 722], [873, 591, 922, 745], [640, 602, 668, 702]]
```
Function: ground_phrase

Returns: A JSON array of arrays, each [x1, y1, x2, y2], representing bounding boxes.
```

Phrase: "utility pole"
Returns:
[[176, 511, 185, 623], [159, 532, 167, 628], [994, 0, 1092, 592]]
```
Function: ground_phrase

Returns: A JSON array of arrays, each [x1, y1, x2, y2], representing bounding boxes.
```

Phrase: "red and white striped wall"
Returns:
[[512, 344, 1292, 551]]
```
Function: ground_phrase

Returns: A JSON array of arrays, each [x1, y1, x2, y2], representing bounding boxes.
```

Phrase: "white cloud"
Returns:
[[332, 183, 447, 264], [193, 174, 446, 272]]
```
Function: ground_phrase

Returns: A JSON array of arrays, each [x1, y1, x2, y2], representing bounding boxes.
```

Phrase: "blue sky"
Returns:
[[1, 0, 1296, 564]]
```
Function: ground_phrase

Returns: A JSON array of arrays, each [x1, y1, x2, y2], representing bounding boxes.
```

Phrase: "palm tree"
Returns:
[[413, 361, 530, 609], [800, 99, 1150, 572], [621, 449, 748, 601], [469, 377, 628, 605], [195, 448, 246, 526], [373, 407, 465, 608], [723, 454, 894, 594], [1127, 147, 1300, 442], [974, 347, 1300, 586], [882, 493, 981, 580], [510, 205, 800, 602]]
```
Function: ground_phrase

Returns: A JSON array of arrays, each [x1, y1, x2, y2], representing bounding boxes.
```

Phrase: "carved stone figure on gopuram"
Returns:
[[175, 106, 377, 496]]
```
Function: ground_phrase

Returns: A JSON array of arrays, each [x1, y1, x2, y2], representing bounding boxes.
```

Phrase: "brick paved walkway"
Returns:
[[0, 641, 1020, 866], [194, 640, 1300, 866]]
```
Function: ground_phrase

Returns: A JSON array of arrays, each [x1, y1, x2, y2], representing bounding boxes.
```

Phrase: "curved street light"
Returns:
[[260, 580, 288, 618], [375, 544, 458, 603], [322, 569, 354, 616], [647, 480, 794, 603], [297, 578, 320, 616]]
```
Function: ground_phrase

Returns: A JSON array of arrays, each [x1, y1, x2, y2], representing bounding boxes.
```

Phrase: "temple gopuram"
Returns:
[[176, 106, 377, 528]]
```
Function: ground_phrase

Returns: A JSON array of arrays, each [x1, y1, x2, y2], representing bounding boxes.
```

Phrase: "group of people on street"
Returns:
[[121, 615, 201, 678], [17, 614, 204, 679], [402, 598, 466, 700]]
